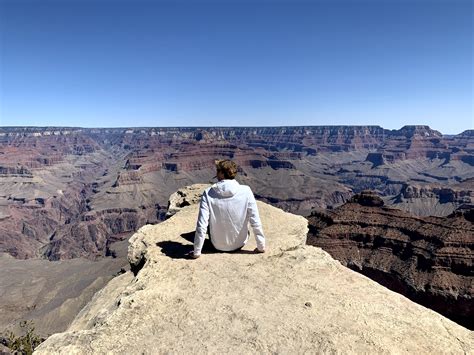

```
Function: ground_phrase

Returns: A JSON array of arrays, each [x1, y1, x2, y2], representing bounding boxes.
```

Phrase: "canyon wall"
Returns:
[[0, 125, 472, 261], [307, 191, 474, 329]]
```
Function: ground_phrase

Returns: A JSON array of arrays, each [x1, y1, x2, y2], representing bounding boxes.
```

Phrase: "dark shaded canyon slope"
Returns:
[[307, 191, 474, 329]]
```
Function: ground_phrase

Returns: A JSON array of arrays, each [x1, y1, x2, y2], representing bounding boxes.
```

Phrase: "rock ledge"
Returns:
[[35, 185, 473, 354]]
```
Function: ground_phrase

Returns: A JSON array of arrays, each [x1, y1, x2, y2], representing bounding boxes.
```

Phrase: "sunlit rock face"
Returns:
[[307, 191, 474, 329], [34, 185, 474, 354]]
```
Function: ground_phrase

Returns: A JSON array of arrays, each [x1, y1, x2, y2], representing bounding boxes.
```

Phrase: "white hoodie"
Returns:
[[194, 179, 265, 256]]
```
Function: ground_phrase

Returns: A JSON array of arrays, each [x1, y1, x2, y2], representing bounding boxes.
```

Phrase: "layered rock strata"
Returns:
[[307, 191, 474, 329], [1, 126, 473, 260], [389, 181, 473, 216], [35, 186, 473, 354]]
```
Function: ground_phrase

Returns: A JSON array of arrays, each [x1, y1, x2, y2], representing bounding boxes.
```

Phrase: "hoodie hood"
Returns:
[[211, 179, 240, 198]]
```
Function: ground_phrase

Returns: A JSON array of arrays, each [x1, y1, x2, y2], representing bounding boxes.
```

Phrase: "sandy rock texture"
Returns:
[[35, 187, 473, 354]]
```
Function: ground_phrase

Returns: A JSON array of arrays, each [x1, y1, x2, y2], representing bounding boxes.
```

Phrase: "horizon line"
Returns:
[[1, 124, 472, 135]]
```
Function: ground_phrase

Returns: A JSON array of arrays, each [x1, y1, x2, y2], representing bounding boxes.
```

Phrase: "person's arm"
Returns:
[[247, 190, 265, 252], [193, 191, 210, 257]]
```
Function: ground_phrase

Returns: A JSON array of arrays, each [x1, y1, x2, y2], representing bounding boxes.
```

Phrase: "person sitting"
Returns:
[[189, 159, 266, 259]]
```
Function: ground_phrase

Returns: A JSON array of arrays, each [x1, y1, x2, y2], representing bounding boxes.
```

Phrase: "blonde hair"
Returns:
[[215, 159, 238, 179]]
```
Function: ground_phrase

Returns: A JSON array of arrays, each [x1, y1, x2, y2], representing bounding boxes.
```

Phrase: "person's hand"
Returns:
[[254, 248, 265, 253], [186, 251, 201, 259]]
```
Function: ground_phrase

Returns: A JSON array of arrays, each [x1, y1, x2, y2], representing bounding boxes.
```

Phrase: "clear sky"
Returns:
[[0, 0, 472, 134]]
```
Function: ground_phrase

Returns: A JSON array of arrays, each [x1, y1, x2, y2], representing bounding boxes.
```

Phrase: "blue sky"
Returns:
[[0, 0, 472, 134]]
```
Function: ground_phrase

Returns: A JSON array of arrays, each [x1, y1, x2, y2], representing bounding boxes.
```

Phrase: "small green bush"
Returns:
[[5, 320, 43, 355]]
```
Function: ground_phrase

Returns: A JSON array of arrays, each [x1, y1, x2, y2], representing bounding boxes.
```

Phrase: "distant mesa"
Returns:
[[394, 125, 442, 138], [455, 129, 474, 137]]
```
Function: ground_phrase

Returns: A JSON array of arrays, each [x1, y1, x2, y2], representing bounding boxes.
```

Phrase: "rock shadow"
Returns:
[[156, 231, 257, 259], [156, 241, 193, 259]]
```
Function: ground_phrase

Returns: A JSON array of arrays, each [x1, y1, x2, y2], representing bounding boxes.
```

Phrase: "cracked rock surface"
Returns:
[[35, 186, 473, 354]]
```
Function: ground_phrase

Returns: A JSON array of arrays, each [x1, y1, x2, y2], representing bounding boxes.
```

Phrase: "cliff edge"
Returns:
[[35, 185, 473, 354]]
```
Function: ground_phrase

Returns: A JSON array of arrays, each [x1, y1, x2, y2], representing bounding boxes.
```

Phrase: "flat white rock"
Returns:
[[35, 194, 473, 354]]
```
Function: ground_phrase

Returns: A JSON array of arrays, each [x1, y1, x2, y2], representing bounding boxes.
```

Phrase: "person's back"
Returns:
[[191, 160, 265, 258]]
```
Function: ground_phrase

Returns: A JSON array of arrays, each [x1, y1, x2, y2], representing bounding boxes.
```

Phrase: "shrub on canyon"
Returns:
[[5, 320, 44, 355]]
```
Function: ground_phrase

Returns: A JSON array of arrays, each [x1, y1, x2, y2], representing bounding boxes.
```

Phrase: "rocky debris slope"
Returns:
[[307, 191, 474, 329], [35, 186, 473, 354], [0, 251, 128, 338]]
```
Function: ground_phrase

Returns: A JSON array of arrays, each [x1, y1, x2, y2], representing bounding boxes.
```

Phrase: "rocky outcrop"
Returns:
[[348, 189, 385, 206], [41, 201, 164, 261], [35, 185, 473, 354], [166, 183, 209, 218], [390, 182, 473, 216], [307, 191, 474, 329], [0, 165, 33, 177], [365, 152, 386, 167]]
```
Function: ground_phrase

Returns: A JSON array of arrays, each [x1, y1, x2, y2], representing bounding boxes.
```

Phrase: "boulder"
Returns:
[[165, 183, 210, 218]]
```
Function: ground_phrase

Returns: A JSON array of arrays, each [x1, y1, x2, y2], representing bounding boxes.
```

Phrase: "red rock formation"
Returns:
[[307, 191, 474, 329], [0, 126, 472, 261], [42, 205, 163, 260], [366, 126, 473, 165]]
